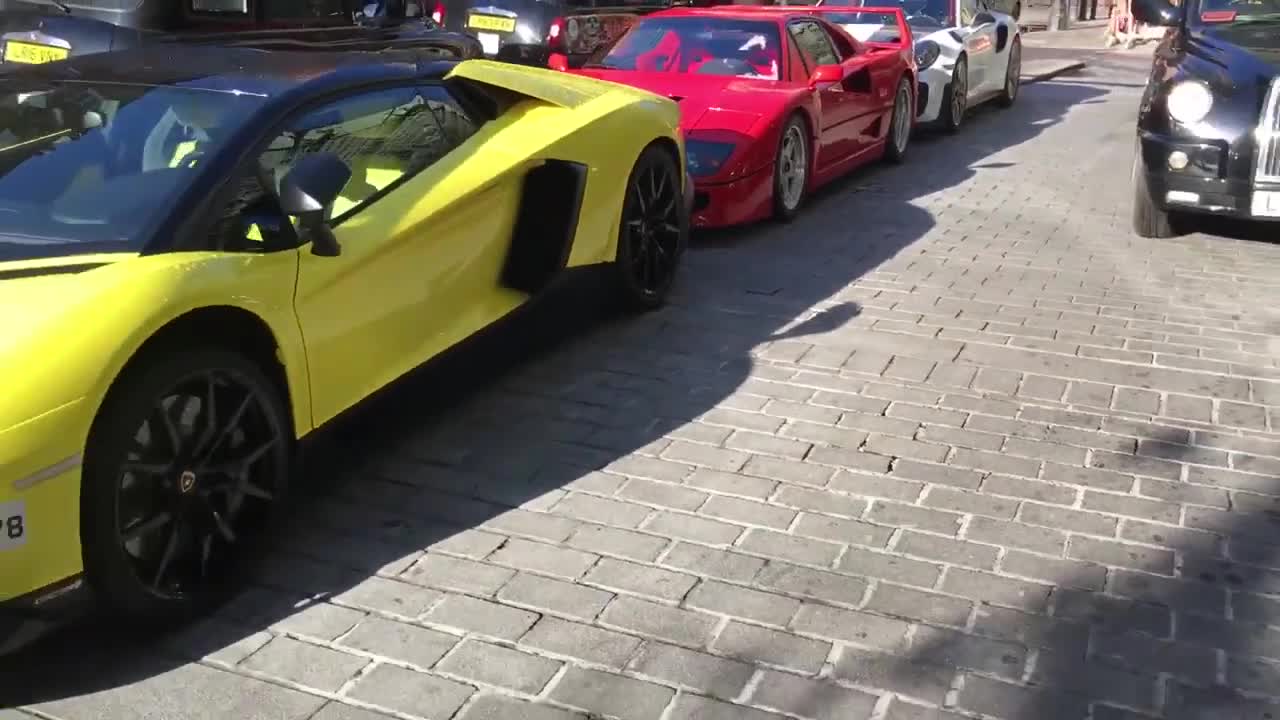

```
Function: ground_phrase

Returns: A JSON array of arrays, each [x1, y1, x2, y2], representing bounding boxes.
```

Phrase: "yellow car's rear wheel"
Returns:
[[81, 346, 292, 624], [614, 143, 688, 311]]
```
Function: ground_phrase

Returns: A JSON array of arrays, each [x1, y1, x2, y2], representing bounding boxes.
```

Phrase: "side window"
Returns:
[[821, 23, 858, 60], [788, 20, 839, 71], [204, 84, 478, 252], [190, 0, 249, 13], [262, 0, 349, 20]]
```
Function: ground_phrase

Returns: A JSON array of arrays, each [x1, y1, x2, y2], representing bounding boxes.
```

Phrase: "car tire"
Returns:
[[1131, 151, 1184, 238], [772, 113, 810, 221], [613, 142, 688, 311], [883, 76, 914, 164], [939, 55, 968, 133], [80, 345, 292, 627], [996, 37, 1021, 108]]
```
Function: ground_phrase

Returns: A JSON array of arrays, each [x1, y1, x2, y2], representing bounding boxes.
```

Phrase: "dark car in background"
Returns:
[[1130, 0, 1279, 237], [430, 0, 682, 66], [0, 0, 481, 67]]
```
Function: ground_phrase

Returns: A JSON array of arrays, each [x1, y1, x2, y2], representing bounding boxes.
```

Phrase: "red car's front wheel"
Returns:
[[772, 114, 810, 222]]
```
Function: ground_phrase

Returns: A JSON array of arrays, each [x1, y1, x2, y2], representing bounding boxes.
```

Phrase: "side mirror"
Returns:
[[972, 11, 996, 24], [278, 152, 351, 257], [1131, 0, 1181, 26], [548, 52, 570, 71], [808, 64, 843, 87]]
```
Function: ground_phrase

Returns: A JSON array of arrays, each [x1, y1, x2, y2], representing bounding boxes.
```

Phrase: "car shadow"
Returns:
[[0, 76, 1113, 713]]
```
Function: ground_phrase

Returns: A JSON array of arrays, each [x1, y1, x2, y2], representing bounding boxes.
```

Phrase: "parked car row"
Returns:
[[0, 0, 1025, 655]]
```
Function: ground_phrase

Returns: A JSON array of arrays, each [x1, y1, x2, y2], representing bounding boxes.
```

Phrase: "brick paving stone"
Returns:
[[27, 52, 1280, 720]]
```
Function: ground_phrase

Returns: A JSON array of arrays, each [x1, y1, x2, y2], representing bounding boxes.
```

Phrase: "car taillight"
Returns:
[[547, 16, 565, 52], [431, 2, 445, 24]]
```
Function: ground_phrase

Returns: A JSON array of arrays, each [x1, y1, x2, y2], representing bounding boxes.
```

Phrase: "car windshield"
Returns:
[[585, 17, 784, 80], [816, 10, 904, 42], [0, 80, 266, 263], [813, 0, 953, 29]]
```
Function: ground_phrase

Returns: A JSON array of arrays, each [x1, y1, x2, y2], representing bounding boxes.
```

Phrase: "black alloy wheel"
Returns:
[[614, 143, 688, 311], [83, 347, 291, 622]]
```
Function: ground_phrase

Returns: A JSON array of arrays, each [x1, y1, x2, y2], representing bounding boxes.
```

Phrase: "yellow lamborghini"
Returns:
[[0, 44, 689, 652]]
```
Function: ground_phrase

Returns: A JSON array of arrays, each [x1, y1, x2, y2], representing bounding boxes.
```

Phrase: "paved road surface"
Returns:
[[4, 51, 1280, 720]]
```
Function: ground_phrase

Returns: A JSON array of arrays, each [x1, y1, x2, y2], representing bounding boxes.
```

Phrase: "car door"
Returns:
[[819, 20, 894, 151], [955, 0, 999, 93], [787, 18, 859, 168], [253, 83, 524, 427]]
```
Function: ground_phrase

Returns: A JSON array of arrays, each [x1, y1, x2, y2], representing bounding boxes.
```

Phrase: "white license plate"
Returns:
[[477, 31, 499, 55], [1251, 190, 1280, 218], [0, 500, 26, 550]]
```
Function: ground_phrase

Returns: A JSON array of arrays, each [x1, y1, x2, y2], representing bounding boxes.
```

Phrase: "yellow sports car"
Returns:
[[0, 44, 689, 653]]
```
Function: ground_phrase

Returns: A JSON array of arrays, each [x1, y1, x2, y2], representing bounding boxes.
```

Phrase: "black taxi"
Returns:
[[0, 0, 482, 66], [1131, 0, 1280, 237], [431, 0, 681, 66]]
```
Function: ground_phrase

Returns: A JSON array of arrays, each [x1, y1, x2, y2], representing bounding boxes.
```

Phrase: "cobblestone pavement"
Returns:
[[6, 54, 1280, 720]]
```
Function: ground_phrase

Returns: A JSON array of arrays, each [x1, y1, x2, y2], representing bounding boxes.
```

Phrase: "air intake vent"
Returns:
[[668, 95, 684, 102]]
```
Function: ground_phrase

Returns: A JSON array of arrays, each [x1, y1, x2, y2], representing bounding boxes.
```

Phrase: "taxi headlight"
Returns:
[[1166, 80, 1213, 125]]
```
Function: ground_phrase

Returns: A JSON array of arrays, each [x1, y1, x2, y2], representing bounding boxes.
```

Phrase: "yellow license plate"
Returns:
[[467, 14, 515, 32], [5, 40, 69, 64]]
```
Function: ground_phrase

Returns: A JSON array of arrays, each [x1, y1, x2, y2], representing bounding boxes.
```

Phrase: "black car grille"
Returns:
[[1257, 76, 1280, 183]]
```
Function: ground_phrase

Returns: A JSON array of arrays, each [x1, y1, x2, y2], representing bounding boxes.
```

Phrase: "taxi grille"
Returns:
[[1257, 76, 1280, 183]]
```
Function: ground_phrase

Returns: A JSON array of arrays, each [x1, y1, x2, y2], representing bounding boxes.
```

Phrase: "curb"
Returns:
[[1020, 60, 1087, 84]]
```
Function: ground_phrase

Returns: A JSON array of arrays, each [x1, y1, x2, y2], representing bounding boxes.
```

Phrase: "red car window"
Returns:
[[590, 17, 783, 80]]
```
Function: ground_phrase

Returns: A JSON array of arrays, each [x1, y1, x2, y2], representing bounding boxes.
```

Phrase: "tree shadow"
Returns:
[[864, 419, 1280, 720], [0, 77, 1113, 716]]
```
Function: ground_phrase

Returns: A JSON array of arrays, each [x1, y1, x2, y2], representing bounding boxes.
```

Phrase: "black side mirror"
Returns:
[[278, 152, 351, 257], [973, 11, 996, 24], [1131, 0, 1181, 26]]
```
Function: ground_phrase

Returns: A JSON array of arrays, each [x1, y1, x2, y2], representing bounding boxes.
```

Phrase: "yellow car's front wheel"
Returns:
[[80, 345, 293, 623]]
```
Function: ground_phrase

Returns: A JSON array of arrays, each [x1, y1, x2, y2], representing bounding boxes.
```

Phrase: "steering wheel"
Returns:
[[905, 13, 941, 24], [177, 150, 209, 169]]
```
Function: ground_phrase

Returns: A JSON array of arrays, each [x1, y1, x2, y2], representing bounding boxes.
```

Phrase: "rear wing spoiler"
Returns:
[[805, 5, 913, 50]]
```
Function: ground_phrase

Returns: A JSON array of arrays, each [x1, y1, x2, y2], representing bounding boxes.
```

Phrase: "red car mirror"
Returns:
[[808, 64, 843, 87]]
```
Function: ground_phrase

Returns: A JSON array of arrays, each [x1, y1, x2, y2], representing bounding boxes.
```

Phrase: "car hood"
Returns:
[[571, 69, 795, 133], [1191, 24, 1280, 80]]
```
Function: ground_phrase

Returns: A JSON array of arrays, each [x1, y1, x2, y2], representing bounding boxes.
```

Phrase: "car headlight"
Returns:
[[914, 40, 940, 70], [1166, 80, 1213, 125], [686, 140, 736, 178]]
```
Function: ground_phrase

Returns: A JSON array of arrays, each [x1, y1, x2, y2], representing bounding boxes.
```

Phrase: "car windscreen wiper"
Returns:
[[50, 0, 72, 14]]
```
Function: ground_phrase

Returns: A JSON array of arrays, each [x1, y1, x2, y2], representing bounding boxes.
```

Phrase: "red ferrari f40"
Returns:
[[552, 5, 917, 228]]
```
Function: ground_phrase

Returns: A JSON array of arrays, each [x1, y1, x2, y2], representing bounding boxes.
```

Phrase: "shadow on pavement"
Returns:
[[0, 75, 1120, 717]]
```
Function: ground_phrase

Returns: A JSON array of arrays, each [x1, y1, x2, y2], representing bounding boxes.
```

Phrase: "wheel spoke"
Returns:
[[198, 390, 253, 464], [151, 522, 182, 590], [151, 402, 185, 458], [210, 506, 238, 543], [192, 374, 219, 458], [123, 511, 173, 544], [239, 478, 275, 502], [121, 461, 171, 476]]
